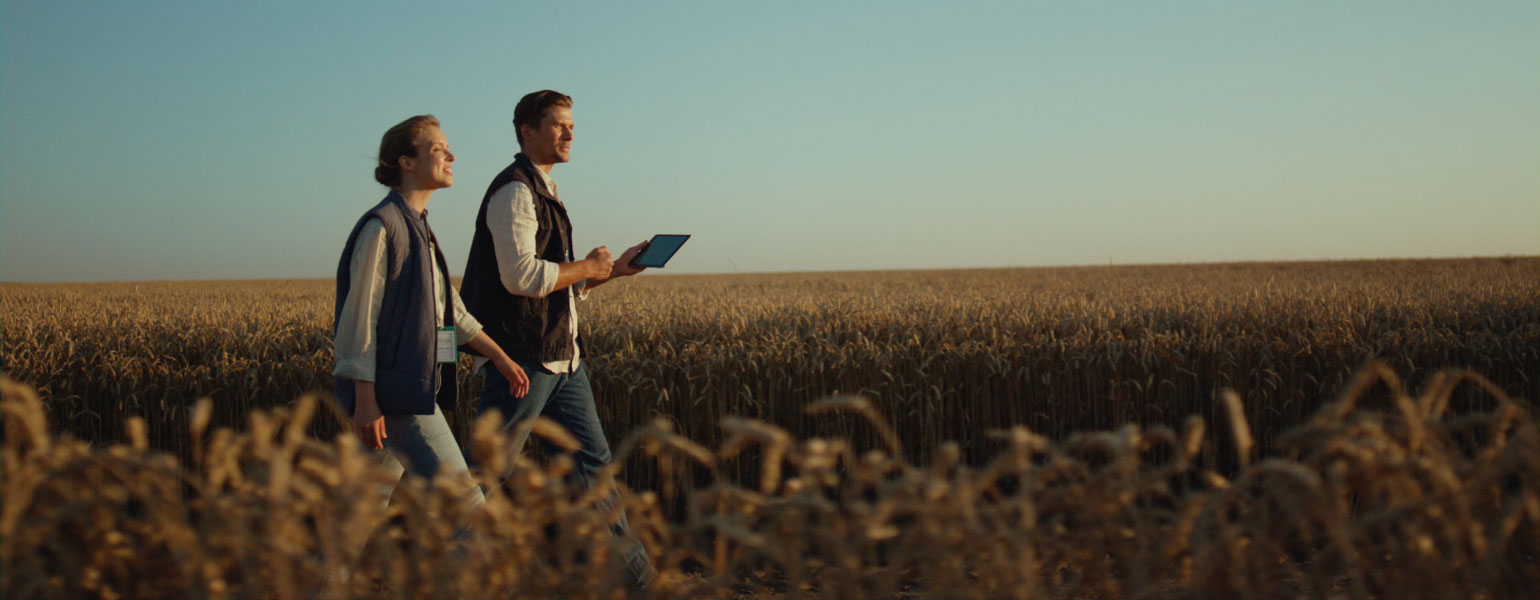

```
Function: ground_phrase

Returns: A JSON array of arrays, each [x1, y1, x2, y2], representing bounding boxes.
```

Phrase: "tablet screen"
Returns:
[[631, 234, 690, 268]]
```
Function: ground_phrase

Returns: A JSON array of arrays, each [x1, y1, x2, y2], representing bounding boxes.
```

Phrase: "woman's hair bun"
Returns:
[[374, 162, 399, 187]]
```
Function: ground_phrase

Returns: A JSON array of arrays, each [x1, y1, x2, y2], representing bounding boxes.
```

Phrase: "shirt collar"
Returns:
[[515, 153, 559, 199], [530, 161, 557, 195], [386, 189, 430, 220]]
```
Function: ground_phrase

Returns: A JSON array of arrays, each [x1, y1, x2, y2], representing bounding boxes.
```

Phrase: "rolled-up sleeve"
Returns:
[[487, 181, 560, 298], [450, 285, 481, 344], [333, 219, 386, 382]]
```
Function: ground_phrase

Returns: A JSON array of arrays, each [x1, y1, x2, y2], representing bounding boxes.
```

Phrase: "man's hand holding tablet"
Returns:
[[587, 235, 689, 290], [628, 234, 691, 268]]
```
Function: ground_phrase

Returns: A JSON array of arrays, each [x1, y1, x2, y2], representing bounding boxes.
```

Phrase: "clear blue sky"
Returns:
[[2, 1, 1537, 282]]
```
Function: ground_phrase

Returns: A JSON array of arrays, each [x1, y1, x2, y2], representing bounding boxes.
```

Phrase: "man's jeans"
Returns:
[[478, 361, 656, 589]]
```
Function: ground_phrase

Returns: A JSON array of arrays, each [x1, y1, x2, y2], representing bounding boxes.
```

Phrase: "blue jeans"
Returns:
[[362, 403, 487, 513], [326, 401, 479, 590], [479, 361, 655, 589]]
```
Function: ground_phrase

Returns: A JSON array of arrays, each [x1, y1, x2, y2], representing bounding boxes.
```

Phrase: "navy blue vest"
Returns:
[[333, 192, 457, 415], [460, 154, 581, 364]]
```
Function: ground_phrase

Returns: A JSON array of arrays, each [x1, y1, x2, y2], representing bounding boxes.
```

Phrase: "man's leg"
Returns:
[[539, 364, 613, 487], [476, 362, 562, 482], [541, 363, 656, 589]]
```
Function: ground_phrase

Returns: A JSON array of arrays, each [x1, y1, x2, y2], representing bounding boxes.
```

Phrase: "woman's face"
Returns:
[[403, 125, 455, 190]]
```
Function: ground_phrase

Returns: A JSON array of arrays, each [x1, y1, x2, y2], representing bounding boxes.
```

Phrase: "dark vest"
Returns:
[[333, 192, 457, 415], [461, 154, 581, 364]]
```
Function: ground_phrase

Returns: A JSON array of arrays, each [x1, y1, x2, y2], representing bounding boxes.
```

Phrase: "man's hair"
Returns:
[[375, 115, 440, 187], [513, 90, 573, 146]]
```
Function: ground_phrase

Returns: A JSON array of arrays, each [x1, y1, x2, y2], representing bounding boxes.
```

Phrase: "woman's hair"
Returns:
[[513, 90, 572, 145], [374, 115, 441, 187]]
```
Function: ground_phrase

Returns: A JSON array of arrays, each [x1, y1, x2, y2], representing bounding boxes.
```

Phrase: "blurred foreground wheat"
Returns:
[[4, 362, 1536, 599]]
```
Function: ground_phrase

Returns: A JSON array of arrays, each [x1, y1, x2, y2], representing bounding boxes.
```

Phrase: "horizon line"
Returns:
[[2, 254, 1534, 285]]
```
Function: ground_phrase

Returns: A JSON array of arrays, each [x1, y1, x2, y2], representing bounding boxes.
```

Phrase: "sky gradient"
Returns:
[[2, 1, 1537, 282]]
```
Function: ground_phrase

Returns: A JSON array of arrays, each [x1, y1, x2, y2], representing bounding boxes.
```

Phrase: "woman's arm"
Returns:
[[352, 381, 386, 450], [335, 219, 389, 449], [462, 332, 530, 398]]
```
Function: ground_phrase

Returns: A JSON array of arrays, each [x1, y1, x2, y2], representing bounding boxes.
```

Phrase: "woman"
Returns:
[[332, 115, 529, 512]]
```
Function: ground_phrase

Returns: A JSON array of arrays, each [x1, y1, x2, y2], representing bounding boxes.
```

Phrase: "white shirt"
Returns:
[[476, 164, 585, 374], [333, 217, 482, 382]]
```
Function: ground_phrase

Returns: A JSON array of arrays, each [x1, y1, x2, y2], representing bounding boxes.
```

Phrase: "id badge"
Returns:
[[436, 327, 457, 364]]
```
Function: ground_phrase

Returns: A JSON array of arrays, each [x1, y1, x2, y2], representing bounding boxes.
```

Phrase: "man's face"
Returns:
[[522, 106, 574, 164]]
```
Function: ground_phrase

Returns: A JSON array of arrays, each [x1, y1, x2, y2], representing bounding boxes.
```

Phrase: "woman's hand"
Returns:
[[495, 357, 530, 398], [463, 331, 530, 398], [353, 380, 387, 450]]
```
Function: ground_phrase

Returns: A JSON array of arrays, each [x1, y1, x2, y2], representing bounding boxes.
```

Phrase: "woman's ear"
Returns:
[[398, 154, 416, 173]]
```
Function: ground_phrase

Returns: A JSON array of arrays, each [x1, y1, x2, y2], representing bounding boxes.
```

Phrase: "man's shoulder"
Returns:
[[488, 178, 535, 206], [485, 160, 535, 197]]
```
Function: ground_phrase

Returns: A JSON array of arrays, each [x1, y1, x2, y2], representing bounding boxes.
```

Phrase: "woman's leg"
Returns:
[[327, 410, 479, 596], [324, 439, 406, 596], [382, 404, 486, 512]]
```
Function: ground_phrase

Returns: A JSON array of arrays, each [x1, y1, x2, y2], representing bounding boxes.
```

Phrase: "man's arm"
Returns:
[[554, 246, 612, 291], [488, 181, 611, 297]]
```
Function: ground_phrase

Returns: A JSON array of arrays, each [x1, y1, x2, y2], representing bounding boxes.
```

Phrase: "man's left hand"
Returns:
[[608, 240, 650, 278]]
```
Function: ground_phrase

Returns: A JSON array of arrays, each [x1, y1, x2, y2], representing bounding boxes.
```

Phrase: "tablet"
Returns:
[[629, 234, 691, 268]]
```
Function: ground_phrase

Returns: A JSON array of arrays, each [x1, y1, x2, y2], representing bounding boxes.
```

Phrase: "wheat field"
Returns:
[[2, 258, 1535, 466], [2, 257, 1538, 597]]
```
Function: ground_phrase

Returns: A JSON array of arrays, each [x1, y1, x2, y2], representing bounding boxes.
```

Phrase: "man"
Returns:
[[458, 90, 654, 589]]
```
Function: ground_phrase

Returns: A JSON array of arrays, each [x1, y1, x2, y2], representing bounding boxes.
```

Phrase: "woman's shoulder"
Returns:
[[357, 216, 387, 237], [348, 199, 403, 247]]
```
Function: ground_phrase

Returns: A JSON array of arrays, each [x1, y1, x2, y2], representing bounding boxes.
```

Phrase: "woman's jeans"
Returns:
[[478, 361, 656, 589], [326, 400, 479, 589], [367, 403, 487, 513]]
